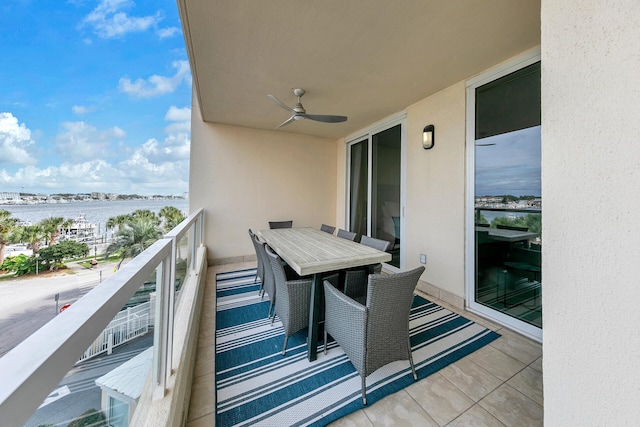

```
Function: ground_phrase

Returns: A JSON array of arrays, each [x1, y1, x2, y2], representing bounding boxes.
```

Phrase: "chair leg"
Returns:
[[361, 376, 367, 405], [268, 301, 274, 321], [282, 335, 289, 356], [408, 337, 417, 380], [323, 329, 328, 355]]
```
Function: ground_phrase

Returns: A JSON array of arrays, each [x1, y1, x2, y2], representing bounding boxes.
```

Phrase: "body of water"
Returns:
[[1, 199, 189, 233]]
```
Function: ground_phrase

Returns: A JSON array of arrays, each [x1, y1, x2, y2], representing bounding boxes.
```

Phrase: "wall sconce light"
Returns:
[[422, 125, 435, 150]]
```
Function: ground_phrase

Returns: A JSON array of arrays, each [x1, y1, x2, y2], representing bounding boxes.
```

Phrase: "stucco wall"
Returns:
[[335, 137, 347, 230], [406, 83, 467, 300], [542, 0, 640, 424], [189, 100, 338, 262]]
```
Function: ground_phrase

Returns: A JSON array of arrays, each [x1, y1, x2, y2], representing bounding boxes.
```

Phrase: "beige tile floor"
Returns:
[[187, 262, 543, 427]]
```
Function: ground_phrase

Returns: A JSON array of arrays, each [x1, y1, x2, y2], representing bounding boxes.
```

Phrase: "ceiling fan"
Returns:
[[268, 88, 347, 129]]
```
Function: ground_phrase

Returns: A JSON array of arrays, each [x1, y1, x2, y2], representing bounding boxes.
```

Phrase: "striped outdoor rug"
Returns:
[[216, 268, 500, 427]]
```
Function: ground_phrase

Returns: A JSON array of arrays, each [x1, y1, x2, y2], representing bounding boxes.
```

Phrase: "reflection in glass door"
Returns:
[[348, 123, 402, 268], [468, 56, 542, 338], [349, 139, 368, 239]]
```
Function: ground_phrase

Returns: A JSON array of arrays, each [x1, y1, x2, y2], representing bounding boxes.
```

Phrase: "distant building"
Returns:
[[0, 192, 21, 204]]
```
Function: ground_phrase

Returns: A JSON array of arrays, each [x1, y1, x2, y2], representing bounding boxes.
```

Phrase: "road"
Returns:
[[0, 256, 148, 426], [24, 333, 153, 427], [0, 259, 122, 357]]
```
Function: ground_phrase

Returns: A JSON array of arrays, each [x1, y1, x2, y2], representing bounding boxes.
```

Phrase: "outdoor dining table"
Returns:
[[256, 227, 392, 361], [475, 226, 539, 243]]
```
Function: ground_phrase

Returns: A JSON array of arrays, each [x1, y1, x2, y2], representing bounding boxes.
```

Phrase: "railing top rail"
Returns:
[[474, 207, 541, 214], [0, 238, 173, 427], [164, 208, 203, 242]]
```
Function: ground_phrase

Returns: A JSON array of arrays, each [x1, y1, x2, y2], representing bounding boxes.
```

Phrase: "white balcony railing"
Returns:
[[0, 208, 205, 427]]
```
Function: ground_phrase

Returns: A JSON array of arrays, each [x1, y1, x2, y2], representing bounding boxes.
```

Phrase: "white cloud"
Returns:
[[0, 106, 190, 196], [54, 121, 126, 162], [82, 0, 161, 39], [127, 105, 191, 164], [72, 105, 96, 115], [157, 26, 180, 39], [0, 112, 37, 166], [118, 60, 191, 98], [164, 106, 191, 122]]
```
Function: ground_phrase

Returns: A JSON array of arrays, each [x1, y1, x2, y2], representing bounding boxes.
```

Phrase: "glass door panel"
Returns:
[[348, 122, 403, 269], [472, 61, 542, 330], [372, 125, 401, 268], [349, 140, 368, 239]]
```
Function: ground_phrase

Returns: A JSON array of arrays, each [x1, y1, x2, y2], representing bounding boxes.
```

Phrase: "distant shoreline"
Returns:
[[1, 199, 189, 230]]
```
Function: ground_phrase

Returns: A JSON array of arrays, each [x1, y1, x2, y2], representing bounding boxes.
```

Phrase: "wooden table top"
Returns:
[[257, 227, 392, 276]]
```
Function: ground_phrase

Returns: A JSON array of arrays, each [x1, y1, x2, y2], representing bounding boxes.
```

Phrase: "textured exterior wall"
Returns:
[[406, 83, 467, 299], [189, 97, 338, 262], [542, 0, 640, 424]]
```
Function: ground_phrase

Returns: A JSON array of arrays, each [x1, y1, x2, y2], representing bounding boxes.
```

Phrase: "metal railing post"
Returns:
[[166, 236, 177, 382], [152, 252, 172, 400]]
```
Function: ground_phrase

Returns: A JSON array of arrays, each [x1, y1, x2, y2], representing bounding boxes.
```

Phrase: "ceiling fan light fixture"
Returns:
[[268, 88, 347, 129]]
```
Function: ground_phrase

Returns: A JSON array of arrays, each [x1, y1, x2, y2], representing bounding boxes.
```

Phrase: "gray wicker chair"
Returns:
[[343, 236, 391, 301], [320, 224, 336, 234], [359, 235, 391, 251], [336, 229, 357, 241], [248, 229, 265, 295], [265, 245, 313, 355], [269, 220, 293, 229], [323, 266, 425, 404], [255, 238, 276, 319]]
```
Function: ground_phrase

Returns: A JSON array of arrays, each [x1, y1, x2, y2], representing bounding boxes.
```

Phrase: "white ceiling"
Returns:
[[178, 0, 540, 139]]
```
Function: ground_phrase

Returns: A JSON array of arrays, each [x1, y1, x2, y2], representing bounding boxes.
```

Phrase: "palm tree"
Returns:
[[16, 224, 45, 254], [159, 206, 186, 233], [106, 214, 131, 234], [131, 209, 160, 225], [105, 218, 162, 270], [40, 217, 65, 246], [0, 210, 20, 264]]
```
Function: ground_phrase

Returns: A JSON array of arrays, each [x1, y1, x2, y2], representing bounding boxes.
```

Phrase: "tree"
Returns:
[[66, 408, 106, 427], [105, 218, 163, 270], [159, 205, 186, 233], [0, 210, 20, 264], [40, 216, 65, 246], [106, 214, 132, 232], [14, 224, 44, 253], [38, 241, 89, 270], [131, 209, 160, 225], [491, 213, 541, 234], [61, 218, 74, 238], [0, 254, 35, 276]]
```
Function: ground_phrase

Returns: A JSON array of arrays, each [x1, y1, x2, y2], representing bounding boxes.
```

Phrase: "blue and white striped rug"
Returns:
[[216, 268, 500, 426]]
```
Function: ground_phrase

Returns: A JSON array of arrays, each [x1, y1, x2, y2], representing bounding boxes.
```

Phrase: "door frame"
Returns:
[[345, 111, 407, 272], [464, 47, 542, 342]]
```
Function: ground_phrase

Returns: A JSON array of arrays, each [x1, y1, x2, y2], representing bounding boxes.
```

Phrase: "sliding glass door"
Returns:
[[347, 121, 404, 269], [466, 51, 542, 340]]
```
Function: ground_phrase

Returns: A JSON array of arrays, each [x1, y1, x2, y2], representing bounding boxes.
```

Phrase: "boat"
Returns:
[[60, 214, 97, 242]]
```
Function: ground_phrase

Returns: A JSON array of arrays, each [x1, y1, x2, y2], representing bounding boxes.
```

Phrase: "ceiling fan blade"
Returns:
[[275, 115, 296, 129], [304, 114, 348, 123], [268, 94, 295, 113]]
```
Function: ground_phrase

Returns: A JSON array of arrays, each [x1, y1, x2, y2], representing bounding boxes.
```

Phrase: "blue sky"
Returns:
[[475, 126, 541, 197], [0, 0, 191, 196]]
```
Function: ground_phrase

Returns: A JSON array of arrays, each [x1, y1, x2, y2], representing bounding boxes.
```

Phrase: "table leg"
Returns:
[[307, 272, 322, 361]]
